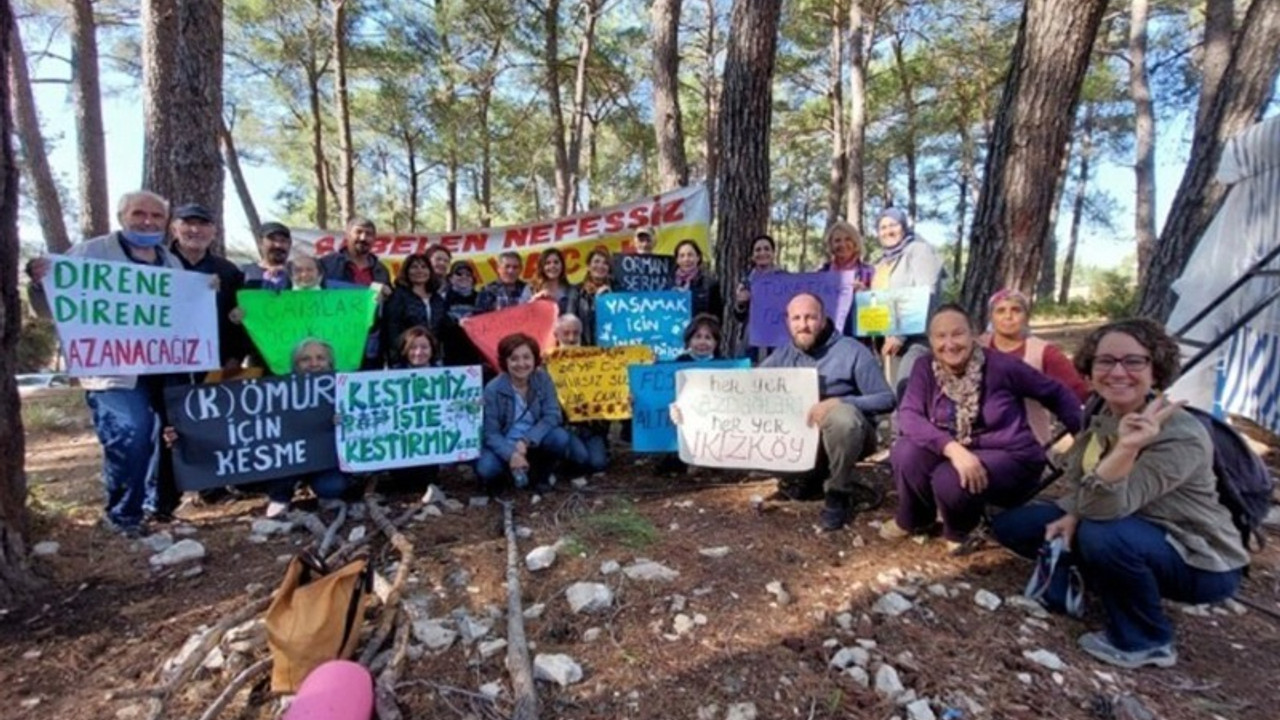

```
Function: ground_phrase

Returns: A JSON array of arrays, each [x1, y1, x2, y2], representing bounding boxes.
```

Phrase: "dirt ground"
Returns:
[[6, 324, 1280, 720]]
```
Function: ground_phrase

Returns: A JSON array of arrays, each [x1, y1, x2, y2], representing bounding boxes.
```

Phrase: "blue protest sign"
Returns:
[[628, 359, 750, 452], [595, 290, 691, 361], [748, 272, 843, 347]]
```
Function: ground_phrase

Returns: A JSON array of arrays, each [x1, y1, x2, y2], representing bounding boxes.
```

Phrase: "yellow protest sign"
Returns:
[[857, 304, 892, 335], [546, 345, 655, 421]]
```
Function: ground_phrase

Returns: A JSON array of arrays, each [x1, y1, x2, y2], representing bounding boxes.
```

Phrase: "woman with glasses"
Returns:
[[883, 304, 1082, 552], [990, 319, 1248, 669]]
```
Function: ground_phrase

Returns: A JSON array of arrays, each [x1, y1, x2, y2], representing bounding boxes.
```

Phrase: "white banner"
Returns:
[[674, 367, 820, 471], [45, 257, 220, 376], [335, 366, 484, 472]]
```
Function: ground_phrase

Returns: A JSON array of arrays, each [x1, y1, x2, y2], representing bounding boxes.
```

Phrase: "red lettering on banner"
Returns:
[[315, 236, 337, 254], [530, 223, 553, 245], [554, 219, 576, 241], [370, 237, 389, 254], [577, 214, 600, 236], [390, 237, 416, 255], [522, 253, 540, 279], [562, 247, 583, 275], [504, 228, 530, 248], [462, 234, 487, 252], [603, 210, 626, 232], [661, 198, 687, 224], [438, 235, 459, 252], [627, 206, 651, 227]]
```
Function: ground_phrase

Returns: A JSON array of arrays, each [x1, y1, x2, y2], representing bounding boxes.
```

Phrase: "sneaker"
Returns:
[[265, 501, 290, 519], [879, 519, 912, 541], [1078, 631, 1176, 669], [100, 516, 146, 539], [945, 535, 985, 557], [819, 492, 853, 532]]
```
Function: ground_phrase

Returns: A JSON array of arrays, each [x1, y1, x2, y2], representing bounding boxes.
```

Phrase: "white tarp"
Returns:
[[1167, 115, 1280, 432]]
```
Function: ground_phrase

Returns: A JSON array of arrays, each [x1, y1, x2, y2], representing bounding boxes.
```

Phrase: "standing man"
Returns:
[[476, 250, 527, 312], [170, 203, 249, 373], [27, 191, 186, 537], [243, 221, 294, 290], [631, 227, 656, 255], [762, 293, 896, 531], [319, 216, 392, 368]]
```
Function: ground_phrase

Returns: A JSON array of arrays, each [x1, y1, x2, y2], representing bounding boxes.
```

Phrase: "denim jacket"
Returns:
[[482, 368, 564, 461]]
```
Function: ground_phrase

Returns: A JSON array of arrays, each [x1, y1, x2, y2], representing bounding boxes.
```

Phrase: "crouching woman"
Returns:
[[991, 319, 1248, 669]]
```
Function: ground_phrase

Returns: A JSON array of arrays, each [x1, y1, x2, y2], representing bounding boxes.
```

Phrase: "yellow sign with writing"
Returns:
[[547, 345, 655, 421], [857, 304, 892, 335]]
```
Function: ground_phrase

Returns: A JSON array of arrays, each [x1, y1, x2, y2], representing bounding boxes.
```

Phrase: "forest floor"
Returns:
[[5, 322, 1280, 720]]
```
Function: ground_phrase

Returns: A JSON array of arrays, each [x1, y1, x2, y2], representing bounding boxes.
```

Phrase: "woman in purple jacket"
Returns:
[[884, 304, 1083, 552]]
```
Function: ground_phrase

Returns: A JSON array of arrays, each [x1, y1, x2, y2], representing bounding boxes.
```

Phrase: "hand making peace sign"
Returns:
[[1116, 394, 1186, 452]]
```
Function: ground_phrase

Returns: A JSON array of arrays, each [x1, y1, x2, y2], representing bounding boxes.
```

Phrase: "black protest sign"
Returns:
[[611, 253, 675, 292], [164, 373, 338, 491]]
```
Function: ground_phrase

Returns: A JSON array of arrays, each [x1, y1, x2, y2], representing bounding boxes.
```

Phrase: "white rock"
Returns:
[[457, 615, 493, 643], [673, 614, 695, 635], [697, 704, 720, 720], [846, 666, 870, 687], [422, 484, 446, 505], [725, 702, 758, 720], [140, 532, 174, 553], [856, 639, 877, 650], [622, 559, 679, 582], [1180, 603, 1212, 617], [765, 580, 792, 605], [516, 526, 534, 539], [478, 639, 507, 659], [412, 621, 457, 650], [172, 524, 197, 536], [693, 613, 707, 625], [1023, 649, 1066, 671], [469, 496, 490, 508], [202, 647, 225, 670], [115, 704, 147, 719], [600, 560, 621, 575], [32, 541, 60, 557], [906, 699, 936, 720], [523, 603, 546, 620], [1052, 672, 1064, 686], [699, 546, 731, 559], [1005, 595, 1050, 618], [21, 649, 41, 660], [525, 545, 558, 571], [873, 592, 914, 617], [347, 525, 367, 543], [1223, 598, 1247, 615], [926, 584, 948, 597], [565, 582, 614, 613], [533, 653, 583, 687], [1017, 672, 1032, 685], [835, 612, 854, 631], [830, 646, 870, 669], [419, 505, 444, 519], [973, 590, 1002, 612], [441, 498, 465, 513], [250, 519, 293, 537], [478, 681, 503, 700], [670, 594, 688, 613], [149, 539, 206, 567], [582, 627, 602, 642], [876, 568, 905, 585], [571, 476, 590, 489], [875, 664, 905, 699]]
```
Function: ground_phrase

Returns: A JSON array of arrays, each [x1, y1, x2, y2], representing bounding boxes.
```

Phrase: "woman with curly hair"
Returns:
[[565, 247, 613, 346]]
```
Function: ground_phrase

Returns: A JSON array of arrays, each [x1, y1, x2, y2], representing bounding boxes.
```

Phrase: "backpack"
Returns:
[[1184, 406, 1276, 551]]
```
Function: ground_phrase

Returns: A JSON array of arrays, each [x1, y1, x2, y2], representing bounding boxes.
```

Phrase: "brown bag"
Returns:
[[265, 551, 372, 693]]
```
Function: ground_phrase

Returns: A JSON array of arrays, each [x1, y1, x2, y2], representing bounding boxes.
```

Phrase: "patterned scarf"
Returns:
[[933, 345, 985, 445], [675, 265, 701, 288]]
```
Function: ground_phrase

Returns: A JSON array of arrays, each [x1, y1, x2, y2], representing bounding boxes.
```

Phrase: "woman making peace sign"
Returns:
[[991, 319, 1249, 670]]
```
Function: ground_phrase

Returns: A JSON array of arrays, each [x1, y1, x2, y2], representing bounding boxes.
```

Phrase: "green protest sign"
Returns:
[[237, 289, 378, 374]]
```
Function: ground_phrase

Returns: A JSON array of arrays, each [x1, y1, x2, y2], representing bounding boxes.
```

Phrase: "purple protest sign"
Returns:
[[747, 271, 843, 347]]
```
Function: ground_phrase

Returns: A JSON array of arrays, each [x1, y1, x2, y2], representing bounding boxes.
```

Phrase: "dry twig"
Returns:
[[502, 500, 540, 720], [359, 500, 416, 666], [318, 503, 349, 556], [194, 657, 271, 720]]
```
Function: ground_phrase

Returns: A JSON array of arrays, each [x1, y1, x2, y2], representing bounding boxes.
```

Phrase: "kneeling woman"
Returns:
[[477, 333, 573, 494], [886, 304, 1082, 550], [991, 319, 1248, 669]]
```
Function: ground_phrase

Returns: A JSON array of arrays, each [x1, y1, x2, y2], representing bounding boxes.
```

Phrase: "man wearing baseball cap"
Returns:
[[244, 221, 294, 290], [631, 227, 656, 255]]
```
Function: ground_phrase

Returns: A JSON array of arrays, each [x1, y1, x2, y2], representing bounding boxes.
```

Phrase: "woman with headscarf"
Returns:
[[884, 304, 1082, 553], [873, 207, 945, 395], [979, 288, 1090, 444], [817, 220, 875, 336]]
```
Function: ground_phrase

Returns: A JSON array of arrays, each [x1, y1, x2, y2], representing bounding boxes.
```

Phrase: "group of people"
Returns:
[[24, 190, 1250, 671]]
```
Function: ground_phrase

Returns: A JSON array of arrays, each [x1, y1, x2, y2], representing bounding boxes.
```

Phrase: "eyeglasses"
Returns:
[[1092, 354, 1151, 373]]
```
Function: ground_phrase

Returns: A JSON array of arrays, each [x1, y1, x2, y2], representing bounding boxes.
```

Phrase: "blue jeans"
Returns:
[[992, 503, 1243, 651], [86, 388, 161, 529], [476, 427, 573, 491], [567, 426, 609, 475], [267, 469, 350, 504]]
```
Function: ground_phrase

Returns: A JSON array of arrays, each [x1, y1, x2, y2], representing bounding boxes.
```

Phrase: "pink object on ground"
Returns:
[[282, 660, 374, 720]]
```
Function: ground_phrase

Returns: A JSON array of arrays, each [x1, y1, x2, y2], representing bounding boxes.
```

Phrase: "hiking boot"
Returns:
[[1078, 631, 1177, 669], [819, 492, 853, 532]]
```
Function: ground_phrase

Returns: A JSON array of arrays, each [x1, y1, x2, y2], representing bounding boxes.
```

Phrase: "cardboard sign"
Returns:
[[627, 359, 751, 452], [747, 272, 843, 347], [237, 288, 378, 374], [45, 256, 220, 376], [164, 373, 338, 491], [674, 367, 820, 471], [595, 290, 691, 361], [335, 366, 484, 472], [611, 254, 675, 292], [854, 286, 931, 336], [546, 345, 656, 422], [460, 299, 559, 370]]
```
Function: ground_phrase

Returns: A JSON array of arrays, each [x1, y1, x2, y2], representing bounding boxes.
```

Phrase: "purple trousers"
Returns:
[[890, 439, 1045, 541]]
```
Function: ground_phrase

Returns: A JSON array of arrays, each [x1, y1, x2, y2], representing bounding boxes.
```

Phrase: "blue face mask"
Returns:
[[122, 229, 166, 247]]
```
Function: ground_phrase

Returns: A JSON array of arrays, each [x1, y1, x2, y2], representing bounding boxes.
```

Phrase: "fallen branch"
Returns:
[[195, 657, 272, 720], [502, 500, 540, 720], [326, 506, 417, 567], [373, 613, 411, 720], [318, 503, 349, 557], [359, 500, 416, 667]]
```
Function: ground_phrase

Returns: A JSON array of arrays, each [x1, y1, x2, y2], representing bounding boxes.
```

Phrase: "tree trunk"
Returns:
[[959, 0, 1108, 326], [652, 0, 689, 190], [404, 131, 419, 232], [220, 117, 260, 237], [7, 22, 70, 253], [1196, 0, 1233, 131], [307, 62, 329, 229], [332, 0, 354, 225], [478, 87, 494, 227], [69, 0, 109, 240], [143, 0, 223, 253], [1037, 137, 1073, 302], [890, 31, 918, 222], [953, 109, 975, 281], [445, 149, 458, 232], [0, 0, 37, 605], [701, 0, 719, 218], [825, 0, 846, 224], [1130, 0, 1157, 285], [715, 0, 781, 354], [845, 0, 866, 234], [1058, 103, 1095, 305], [542, 0, 571, 216], [566, 0, 599, 213], [1137, 0, 1280, 321]]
